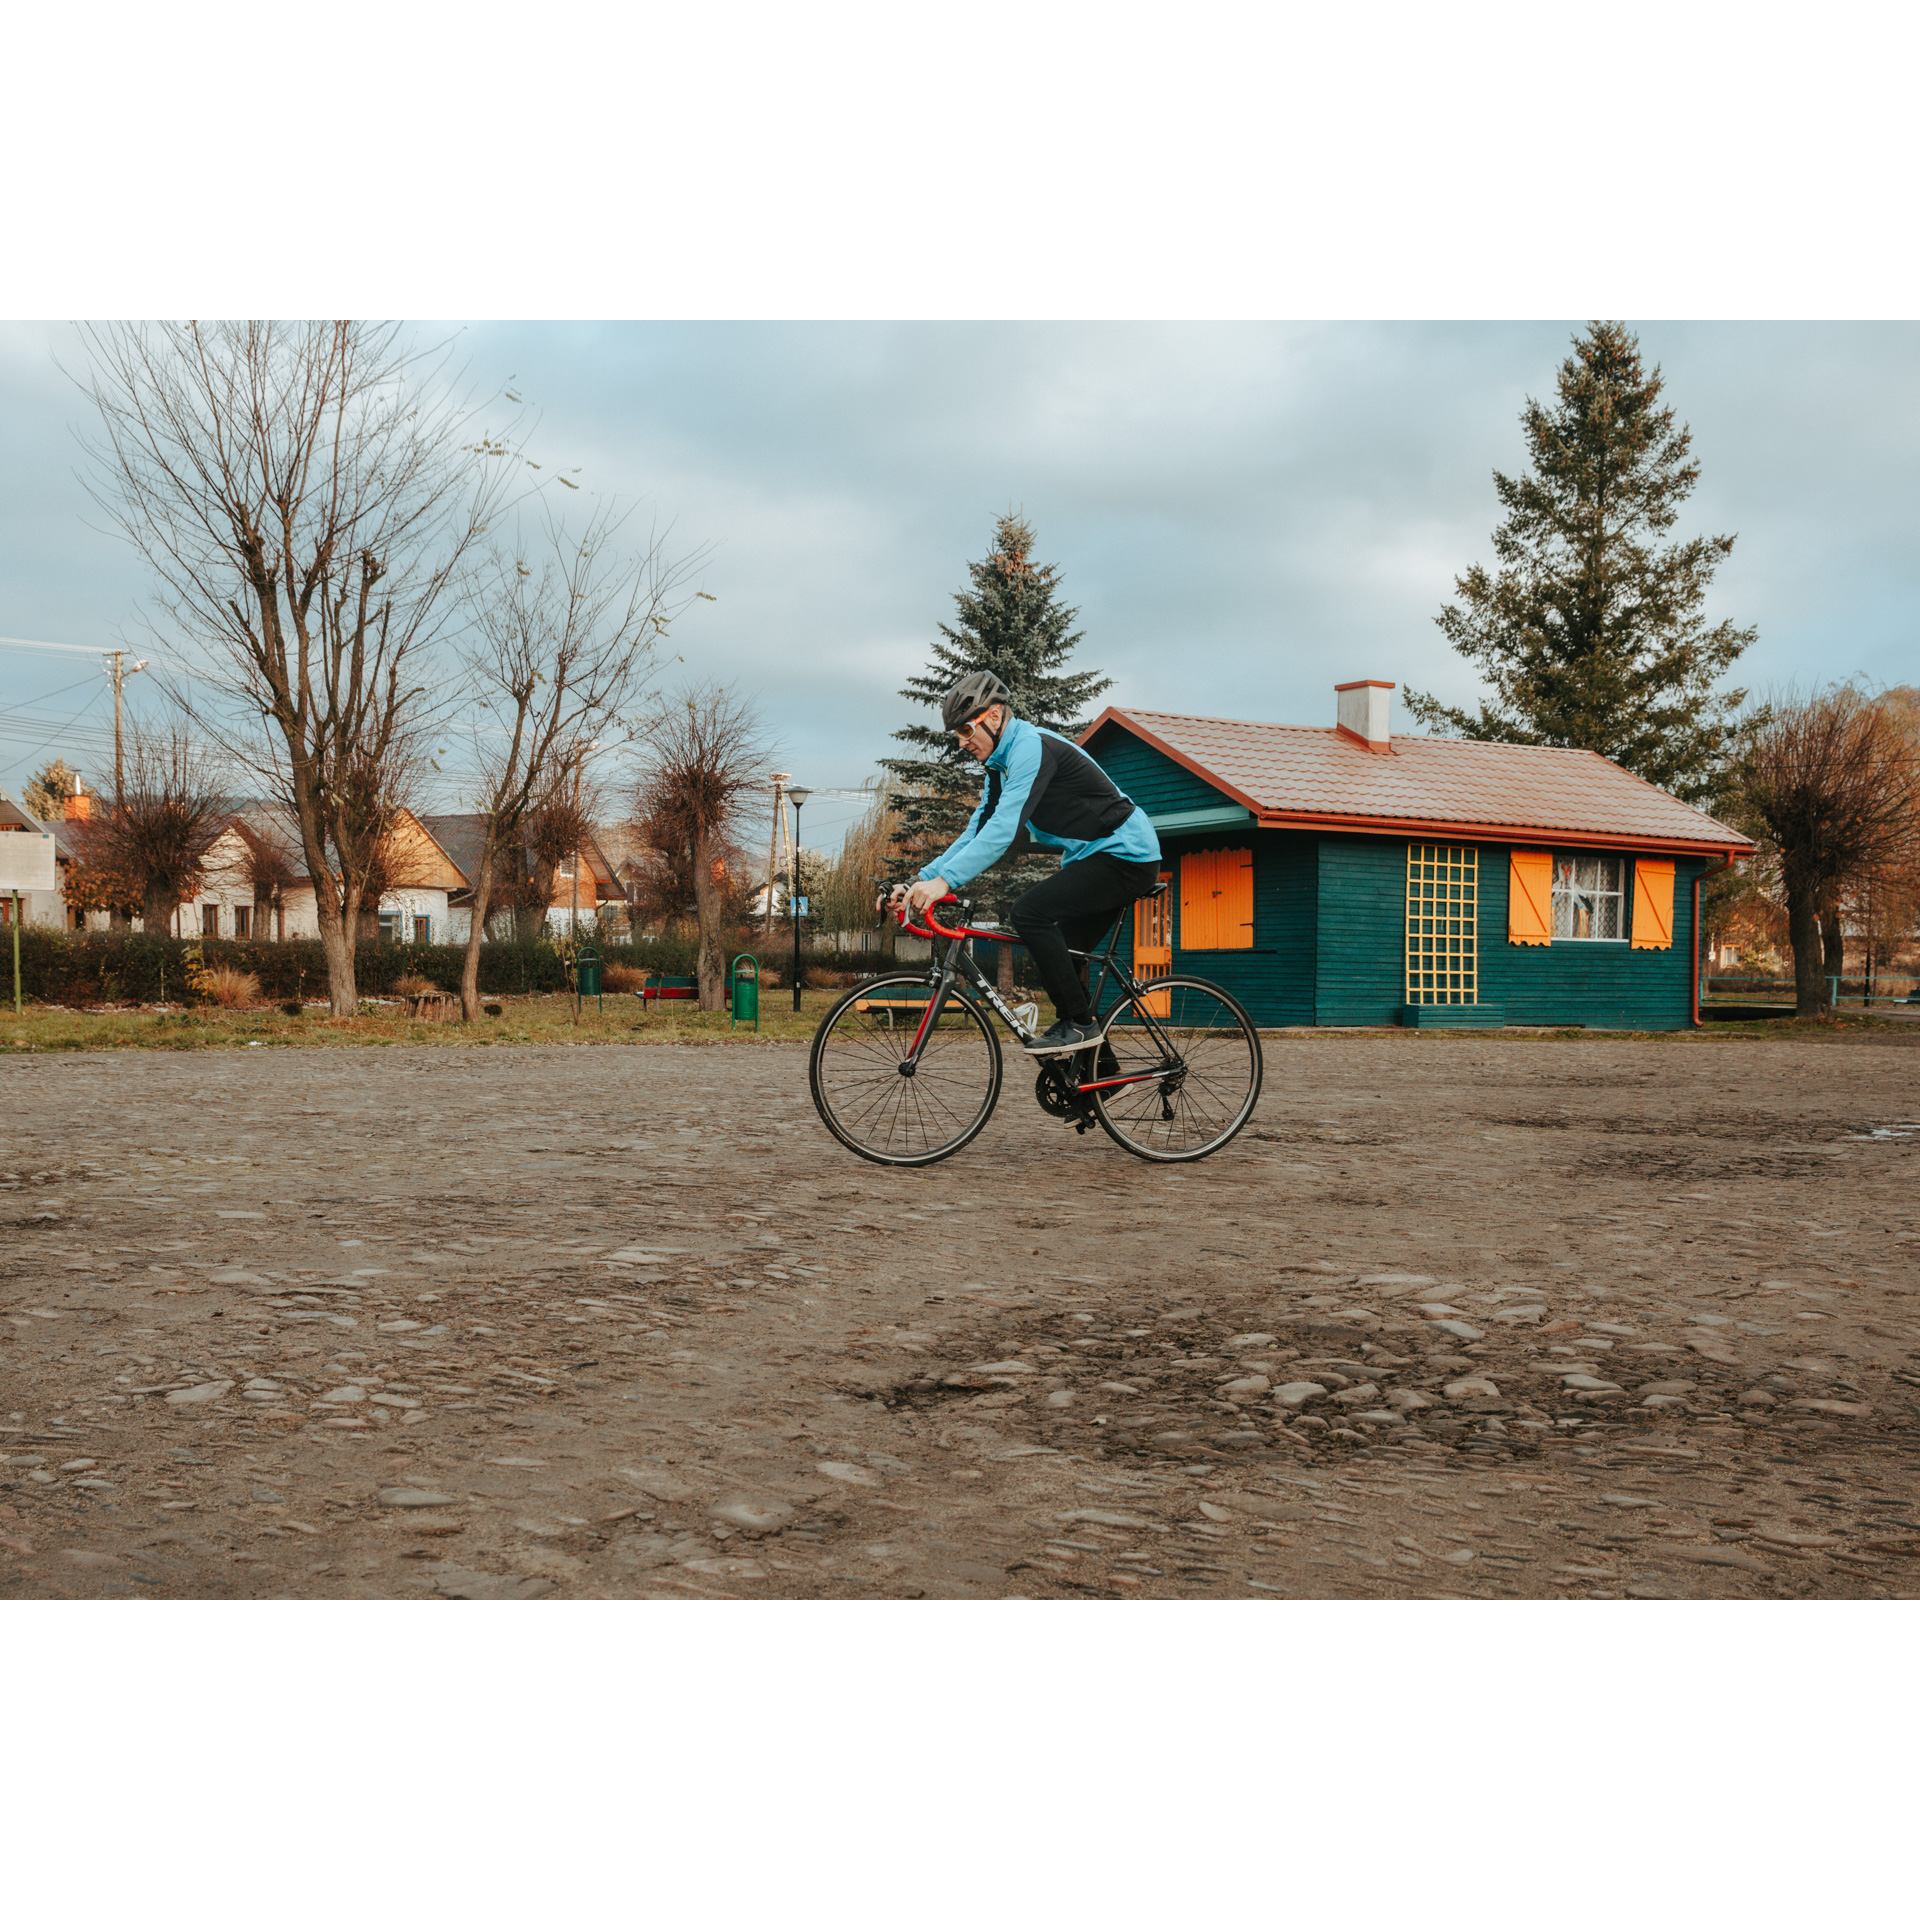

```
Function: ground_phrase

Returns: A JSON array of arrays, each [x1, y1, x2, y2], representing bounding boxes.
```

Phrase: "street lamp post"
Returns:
[[786, 787, 810, 1012]]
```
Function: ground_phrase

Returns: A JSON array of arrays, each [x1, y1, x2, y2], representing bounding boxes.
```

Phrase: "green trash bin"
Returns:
[[730, 953, 759, 1032], [574, 945, 603, 1011]]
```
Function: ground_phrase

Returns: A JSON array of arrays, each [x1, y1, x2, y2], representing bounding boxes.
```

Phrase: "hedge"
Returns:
[[3, 926, 909, 1007]]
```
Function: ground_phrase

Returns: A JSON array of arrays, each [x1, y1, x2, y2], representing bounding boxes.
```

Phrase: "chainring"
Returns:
[[1033, 1061, 1092, 1119]]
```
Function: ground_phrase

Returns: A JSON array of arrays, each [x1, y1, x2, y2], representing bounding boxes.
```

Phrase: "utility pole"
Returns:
[[107, 650, 148, 799], [766, 774, 788, 934], [787, 788, 810, 1012]]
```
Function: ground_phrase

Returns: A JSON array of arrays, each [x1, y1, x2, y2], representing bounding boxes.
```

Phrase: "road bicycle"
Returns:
[[807, 885, 1263, 1167]]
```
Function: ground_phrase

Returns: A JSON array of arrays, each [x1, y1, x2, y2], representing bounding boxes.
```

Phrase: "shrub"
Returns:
[[10, 927, 905, 1009], [602, 962, 646, 993], [280, 1001, 303, 1017], [391, 972, 438, 998], [202, 965, 263, 1008], [483, 1003, 503, 1018]]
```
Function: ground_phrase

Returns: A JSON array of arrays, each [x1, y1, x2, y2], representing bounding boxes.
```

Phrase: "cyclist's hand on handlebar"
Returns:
[[904, 876, 948, 918]]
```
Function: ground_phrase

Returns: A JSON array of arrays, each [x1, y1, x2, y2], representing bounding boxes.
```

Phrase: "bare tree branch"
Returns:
[[633, 686, 768, 1010], [449, 499, 700, 1018], [1740, 685, 1920, 1012], [73, 320, 514, 1012]]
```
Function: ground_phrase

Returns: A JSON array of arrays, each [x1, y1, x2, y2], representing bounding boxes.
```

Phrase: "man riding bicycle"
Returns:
[[886, 670, 1162, 1056]]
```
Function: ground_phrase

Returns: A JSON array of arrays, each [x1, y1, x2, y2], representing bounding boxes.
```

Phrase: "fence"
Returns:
[[1703, 972, 1920, 1007]]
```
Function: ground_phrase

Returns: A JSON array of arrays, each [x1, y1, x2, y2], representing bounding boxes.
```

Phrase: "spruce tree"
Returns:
[[1404, 321, 1756, 809], [881, 512, 1111, 947]]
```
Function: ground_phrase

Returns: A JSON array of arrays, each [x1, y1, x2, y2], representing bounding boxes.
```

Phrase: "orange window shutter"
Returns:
[[1218, 848, 1254, 949], [1631, 858, 1675, 949], [1508, 849, 1552, 945], [1180, 850, 1216, 949]]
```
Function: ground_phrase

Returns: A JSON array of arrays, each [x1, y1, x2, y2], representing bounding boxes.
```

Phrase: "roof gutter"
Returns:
[[1690, 852, 1740, 1029], [1248, 807, 1750, 859]]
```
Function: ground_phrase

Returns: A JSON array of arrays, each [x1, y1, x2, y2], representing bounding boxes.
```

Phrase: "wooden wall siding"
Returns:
[[1103, 828, 1316, 1027], [1479, 851, 1703, 1029], [1088, 728, 1228, 817], [1313, 835, 1410, 1026]]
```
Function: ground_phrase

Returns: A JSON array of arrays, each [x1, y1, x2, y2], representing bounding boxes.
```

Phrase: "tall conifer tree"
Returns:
[[1405, 321, 1756, 808], [882, 514, 1110, 931]]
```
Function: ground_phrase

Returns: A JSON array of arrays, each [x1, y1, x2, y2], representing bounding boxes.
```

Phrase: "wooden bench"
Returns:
[[641, 975, 699, 1001]]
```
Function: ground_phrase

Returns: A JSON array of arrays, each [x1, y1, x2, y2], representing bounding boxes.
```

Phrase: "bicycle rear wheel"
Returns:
[[1090, 975, 1262, 1162], [808, 972, 1004, 1167]]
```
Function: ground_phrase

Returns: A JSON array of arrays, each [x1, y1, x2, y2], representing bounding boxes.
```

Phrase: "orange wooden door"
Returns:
[[1133, 874, 1173, 1016]]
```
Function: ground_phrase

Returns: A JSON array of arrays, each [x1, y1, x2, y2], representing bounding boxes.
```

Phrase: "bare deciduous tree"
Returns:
[[451, 505, 696, 1018], [1741, 687, 1920, 1012], [633, 687, 767, 1010], [76, 321, 510, 1014], [234, 819, 296, 938], [69, 726, 227, 937]]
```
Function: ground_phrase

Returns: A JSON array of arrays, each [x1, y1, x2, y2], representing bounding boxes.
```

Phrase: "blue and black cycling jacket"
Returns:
[[917, 717, 1161, 891]]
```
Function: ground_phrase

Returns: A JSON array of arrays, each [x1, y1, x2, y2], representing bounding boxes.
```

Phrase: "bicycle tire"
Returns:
[[1089, 975, 1262, 1162], [808, 971, 1004, 1167]]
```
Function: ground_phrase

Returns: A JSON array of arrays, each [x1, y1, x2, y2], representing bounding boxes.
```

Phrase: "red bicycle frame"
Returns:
[[888, 891, 1175, 1095], [895, 892, 1016, 945]]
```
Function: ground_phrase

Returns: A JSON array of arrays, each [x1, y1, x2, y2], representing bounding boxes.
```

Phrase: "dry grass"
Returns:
[[602, 962, 646, 993], [200, 965, 263, 1008]]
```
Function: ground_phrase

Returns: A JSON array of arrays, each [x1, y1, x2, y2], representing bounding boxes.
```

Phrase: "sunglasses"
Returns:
[[952, 715, 994, 743]]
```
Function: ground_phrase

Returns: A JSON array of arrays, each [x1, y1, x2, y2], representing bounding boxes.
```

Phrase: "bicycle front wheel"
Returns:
[[808, 972, 1004, 1167], [1091, 976, 1262, 1162]]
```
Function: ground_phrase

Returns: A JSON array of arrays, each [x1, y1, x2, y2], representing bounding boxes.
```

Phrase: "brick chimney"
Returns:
[[1335, 680, 1394, 754], [64, 775, 92, 822]]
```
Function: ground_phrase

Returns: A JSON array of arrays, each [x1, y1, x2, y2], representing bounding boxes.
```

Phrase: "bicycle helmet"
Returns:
[[941, 670, 1012, 733]]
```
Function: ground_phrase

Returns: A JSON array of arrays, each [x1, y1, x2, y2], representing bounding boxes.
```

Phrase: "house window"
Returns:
[[202, 905, 219, 937], [1552, 854, 1625, 940], [1406, 843, 1477, 1004], [413, 915, 432, 944], [377, 911, 403, 943], [233, 905, 252, 938]]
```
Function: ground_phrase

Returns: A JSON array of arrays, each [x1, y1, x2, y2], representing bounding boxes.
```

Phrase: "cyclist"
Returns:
[[887, 670, 1162, 1055]]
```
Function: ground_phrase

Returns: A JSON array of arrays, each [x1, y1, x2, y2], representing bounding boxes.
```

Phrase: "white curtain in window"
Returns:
[[1551, 855, 1623, 940]]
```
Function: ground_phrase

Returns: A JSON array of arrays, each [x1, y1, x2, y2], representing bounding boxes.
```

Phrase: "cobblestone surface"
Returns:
[[3, 1033, 1916, 1600]]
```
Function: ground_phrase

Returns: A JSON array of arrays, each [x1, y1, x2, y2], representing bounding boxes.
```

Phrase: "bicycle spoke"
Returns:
[[1092, 979, 1261, 1161], [811, 975, 1002, 1165]]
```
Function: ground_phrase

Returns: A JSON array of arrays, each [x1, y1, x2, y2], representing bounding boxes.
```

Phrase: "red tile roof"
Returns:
[[1080, 708, 1752, 855]]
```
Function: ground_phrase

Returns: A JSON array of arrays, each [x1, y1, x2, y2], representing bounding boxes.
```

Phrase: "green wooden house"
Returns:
[[1079, 681, 1753, 1030]]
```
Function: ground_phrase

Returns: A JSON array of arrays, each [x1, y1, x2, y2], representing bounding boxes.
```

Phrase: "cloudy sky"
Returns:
[[3, 320, 1915, 852]]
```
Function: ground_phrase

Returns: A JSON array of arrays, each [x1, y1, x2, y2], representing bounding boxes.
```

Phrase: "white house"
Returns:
[[0, 792, 59, 926], [8, 791, 468, 942]]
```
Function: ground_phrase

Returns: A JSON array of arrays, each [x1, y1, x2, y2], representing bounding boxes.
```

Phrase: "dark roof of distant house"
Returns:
[[419, 814, 621, 903], [1079, 708, 1753, 855], [419, 815, 487, 891]]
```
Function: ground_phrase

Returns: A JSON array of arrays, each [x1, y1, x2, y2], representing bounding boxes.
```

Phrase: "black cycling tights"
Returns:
[[1008, 853, 1163, 1026]]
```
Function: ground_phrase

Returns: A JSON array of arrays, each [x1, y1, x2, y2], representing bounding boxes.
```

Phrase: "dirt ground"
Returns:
[[3, 1027, 1917, 1601]]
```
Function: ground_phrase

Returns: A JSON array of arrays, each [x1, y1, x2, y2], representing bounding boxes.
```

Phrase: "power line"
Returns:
[[0, 685, 112, 779]]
